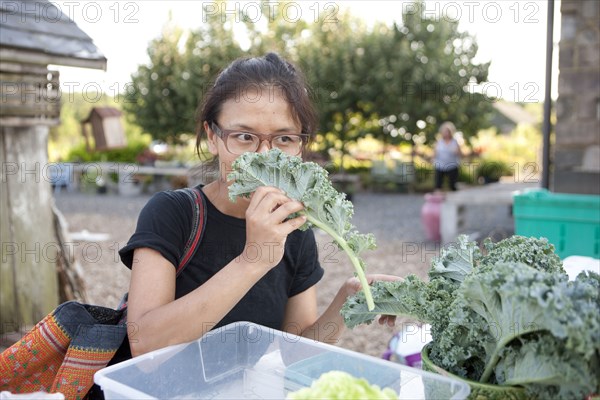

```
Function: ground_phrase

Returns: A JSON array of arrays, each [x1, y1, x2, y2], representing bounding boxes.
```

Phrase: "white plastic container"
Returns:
[[384, 324, 432, 368], [94, 322, 469, 399]]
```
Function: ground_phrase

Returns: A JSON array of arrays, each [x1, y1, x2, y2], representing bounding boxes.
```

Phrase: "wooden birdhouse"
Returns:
[[81, 107, 127, 150]]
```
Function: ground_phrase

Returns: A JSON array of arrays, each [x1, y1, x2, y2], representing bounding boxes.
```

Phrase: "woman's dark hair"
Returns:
[[195, 53, 318, 158]]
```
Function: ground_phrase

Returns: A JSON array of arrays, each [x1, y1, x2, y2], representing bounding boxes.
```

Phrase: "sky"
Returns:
[[50, 1, 561, 103]]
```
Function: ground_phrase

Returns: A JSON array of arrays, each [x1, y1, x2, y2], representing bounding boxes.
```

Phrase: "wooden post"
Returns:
[[0, 125, 59, 333]]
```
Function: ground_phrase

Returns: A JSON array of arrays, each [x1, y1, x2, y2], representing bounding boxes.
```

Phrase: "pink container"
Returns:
[[421, 192, 445, 242]]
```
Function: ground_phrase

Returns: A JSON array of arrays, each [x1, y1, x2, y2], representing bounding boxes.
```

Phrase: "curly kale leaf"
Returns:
[[445, 263, 599, 399], [438, 263, 565, 382], [228, 149, 377, 310], [227, 148, 326, 206], [496, 332, 599, 400], [429, 234, 481, 284], [479, 235, 565, 275], [341, 276, 430, 328]]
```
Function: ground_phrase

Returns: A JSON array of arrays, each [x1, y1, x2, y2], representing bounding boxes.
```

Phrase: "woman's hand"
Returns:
[[297, 273, 403, 344], [343, 274, 402, 327], [242, 186, 306, 271]]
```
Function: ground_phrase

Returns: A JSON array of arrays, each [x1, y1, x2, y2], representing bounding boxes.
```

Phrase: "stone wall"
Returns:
[[553, 0, 600, 194]]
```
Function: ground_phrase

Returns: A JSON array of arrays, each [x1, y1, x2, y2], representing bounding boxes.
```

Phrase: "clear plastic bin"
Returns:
[[94, 321, 470, 399]]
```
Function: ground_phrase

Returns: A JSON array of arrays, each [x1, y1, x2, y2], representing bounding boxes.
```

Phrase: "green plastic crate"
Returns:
[[513, 189, 600, 259]]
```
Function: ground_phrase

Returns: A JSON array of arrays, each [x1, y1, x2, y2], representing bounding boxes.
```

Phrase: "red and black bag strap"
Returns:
[[117, 187, 206, 312], [176, 186, 206, 276]]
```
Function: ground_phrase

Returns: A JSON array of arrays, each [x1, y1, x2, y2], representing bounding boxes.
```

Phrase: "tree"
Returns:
[[295, 10, 378, 168], [123, 4, 243, 143], [297, 2, 492, 164], [124, 1, 493, 160], [241, 0, 309, 57], [385, 3, 493, 145]]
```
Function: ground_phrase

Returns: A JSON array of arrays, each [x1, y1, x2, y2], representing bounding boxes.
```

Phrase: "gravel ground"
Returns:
[[53, 190, 436, 359]]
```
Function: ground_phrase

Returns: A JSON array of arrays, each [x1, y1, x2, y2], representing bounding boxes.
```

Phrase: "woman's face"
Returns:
[[205, 85, 301, 183]]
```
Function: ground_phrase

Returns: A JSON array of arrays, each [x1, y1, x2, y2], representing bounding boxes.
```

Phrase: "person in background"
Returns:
[[433, 121, 462, 191]]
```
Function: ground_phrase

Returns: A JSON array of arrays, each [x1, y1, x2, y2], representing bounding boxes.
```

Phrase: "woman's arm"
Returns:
[[126, 247, 270, 356], [282, 282, 349, 344], [282, 275, 400, 345]]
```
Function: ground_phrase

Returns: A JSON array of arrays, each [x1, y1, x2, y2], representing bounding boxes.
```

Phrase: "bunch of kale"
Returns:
[[342, 235, 600, 399]]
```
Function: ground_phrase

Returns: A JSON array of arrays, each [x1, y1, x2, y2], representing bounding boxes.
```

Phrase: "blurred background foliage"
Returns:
[[49, 0, 544, 191]]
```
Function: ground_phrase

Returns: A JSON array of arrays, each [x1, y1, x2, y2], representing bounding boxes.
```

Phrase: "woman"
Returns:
[[119, 53, 396, 359], [433, 121, 462, 191]]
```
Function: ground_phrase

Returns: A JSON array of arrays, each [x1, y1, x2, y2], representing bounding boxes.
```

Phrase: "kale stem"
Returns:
[[479, 336, 512, 383], [479, 353, 499, 384], [480, 322, 540, 384], [304, 213, 375, 311]]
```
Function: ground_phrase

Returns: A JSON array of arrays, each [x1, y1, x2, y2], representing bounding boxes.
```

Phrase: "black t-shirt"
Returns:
[[119, 185, 324, 331]]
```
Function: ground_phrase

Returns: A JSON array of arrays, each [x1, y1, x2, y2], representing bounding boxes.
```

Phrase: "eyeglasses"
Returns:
[[211, 122, 308, 156]]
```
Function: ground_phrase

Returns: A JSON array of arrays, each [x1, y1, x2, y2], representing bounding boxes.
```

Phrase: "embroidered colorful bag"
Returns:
[[0, 187, 206, 399], [1, 303, 126, 399]]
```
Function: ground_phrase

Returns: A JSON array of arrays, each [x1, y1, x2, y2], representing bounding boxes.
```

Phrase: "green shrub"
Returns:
[[66, 142, 149, 163], [475, 159, 514, 183]]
